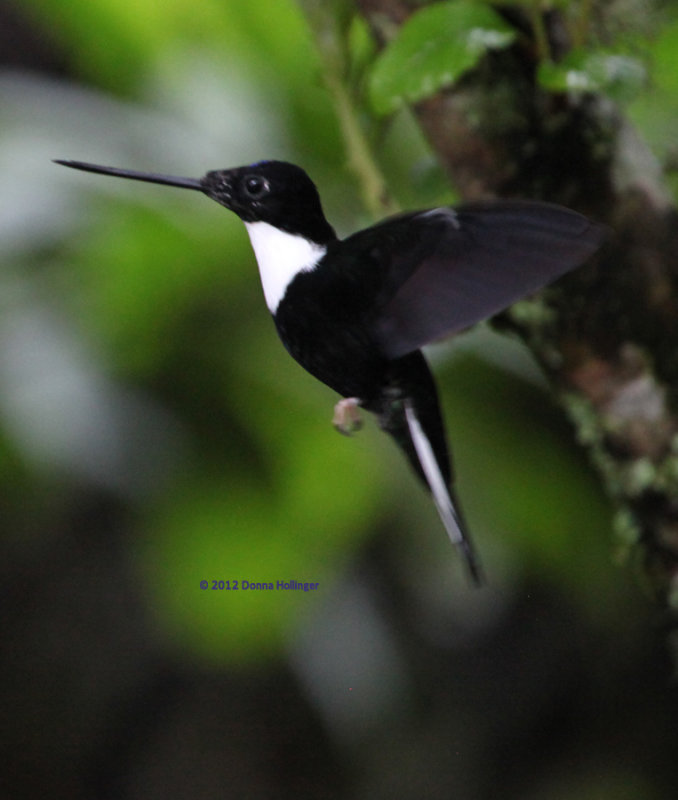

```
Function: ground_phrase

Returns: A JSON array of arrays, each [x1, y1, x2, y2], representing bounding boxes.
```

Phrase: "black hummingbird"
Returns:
[[55, 158, 605, 583]]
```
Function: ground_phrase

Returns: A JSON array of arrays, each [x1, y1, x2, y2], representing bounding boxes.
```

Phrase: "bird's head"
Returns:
[[55, 158, 336, 245], [201, 160, 336, 244]]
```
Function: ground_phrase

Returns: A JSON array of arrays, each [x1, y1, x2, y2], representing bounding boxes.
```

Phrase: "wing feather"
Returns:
[[348, 202, 607, 359]]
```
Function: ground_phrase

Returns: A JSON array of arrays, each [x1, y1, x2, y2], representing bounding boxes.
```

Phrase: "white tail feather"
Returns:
[[403, 400, 464, 547]]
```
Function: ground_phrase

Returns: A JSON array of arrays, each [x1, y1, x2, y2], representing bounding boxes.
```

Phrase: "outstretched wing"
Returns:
[[342, 202, 606, 359]]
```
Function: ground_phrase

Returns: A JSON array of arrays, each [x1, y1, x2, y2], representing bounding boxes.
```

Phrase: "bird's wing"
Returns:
[[342, 202, 606, 359]]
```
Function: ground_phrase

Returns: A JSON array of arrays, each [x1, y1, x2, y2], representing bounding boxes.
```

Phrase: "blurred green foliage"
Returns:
[[4, 0, 674, 673], [368, 1, 516, 113]]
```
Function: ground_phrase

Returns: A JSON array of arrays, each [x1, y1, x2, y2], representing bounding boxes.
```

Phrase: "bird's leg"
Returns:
[[333, 397, 363, 436]]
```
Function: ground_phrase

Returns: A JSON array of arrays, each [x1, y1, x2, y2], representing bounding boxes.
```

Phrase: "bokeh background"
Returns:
[[2, 0, 678, 798]]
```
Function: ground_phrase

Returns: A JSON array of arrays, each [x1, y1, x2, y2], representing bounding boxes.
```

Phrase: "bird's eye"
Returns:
[[243, 175, 269, 198]]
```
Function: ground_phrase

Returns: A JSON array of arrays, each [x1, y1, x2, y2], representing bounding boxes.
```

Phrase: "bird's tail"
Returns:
[[374, 352, 482, 583], [402, 399, 483, 585]]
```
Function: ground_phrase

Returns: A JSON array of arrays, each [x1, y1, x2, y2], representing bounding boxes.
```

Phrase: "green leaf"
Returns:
[[368, 1, 516, 115], [538, 50, 647, 103]]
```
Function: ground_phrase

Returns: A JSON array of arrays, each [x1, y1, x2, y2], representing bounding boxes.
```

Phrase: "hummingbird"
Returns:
[[55, 158, 606, 583]]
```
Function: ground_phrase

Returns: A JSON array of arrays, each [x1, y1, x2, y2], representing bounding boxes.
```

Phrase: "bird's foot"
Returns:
[[333, 397, 363, 436]]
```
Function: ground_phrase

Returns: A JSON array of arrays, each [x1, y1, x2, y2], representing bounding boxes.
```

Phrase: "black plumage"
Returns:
[[55, 158, 607, 583]]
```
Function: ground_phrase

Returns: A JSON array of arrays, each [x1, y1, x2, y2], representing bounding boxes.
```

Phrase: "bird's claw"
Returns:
[[333, 397, 363, 436]]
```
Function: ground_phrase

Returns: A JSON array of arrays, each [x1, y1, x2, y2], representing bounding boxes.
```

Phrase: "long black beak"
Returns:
[[54, 160, 204, 191]]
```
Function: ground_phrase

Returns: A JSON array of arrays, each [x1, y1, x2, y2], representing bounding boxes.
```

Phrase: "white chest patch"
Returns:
[[244, 221, 327, 313]]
